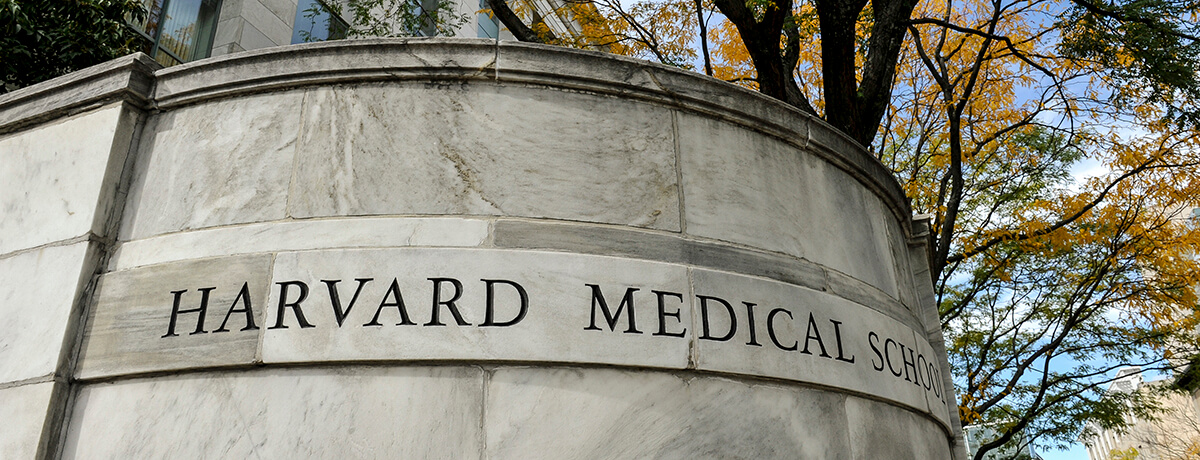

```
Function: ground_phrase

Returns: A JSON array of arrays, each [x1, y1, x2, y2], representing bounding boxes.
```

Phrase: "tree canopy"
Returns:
[[0, 0, 147, 93]]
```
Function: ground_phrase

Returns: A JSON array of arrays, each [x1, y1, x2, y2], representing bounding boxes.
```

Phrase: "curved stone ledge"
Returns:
[[0, 54, 157, 135]]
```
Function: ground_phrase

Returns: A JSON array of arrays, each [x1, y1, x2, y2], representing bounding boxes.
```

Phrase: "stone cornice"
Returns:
[[0, 53, 159, 135]]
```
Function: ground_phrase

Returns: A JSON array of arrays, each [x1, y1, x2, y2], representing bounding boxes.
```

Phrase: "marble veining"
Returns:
[[109, 216, 490, 271], [486, 367, 854, 459], [676, 112, 900, 297], [0, 242, 92, 384], [0, 382, 54, 458], [77, 254, 273, 380], [288, 83, 680, 231], [62, 367, 484, 458], [0, 105, 125, 255], [120, 91, 302, 240]]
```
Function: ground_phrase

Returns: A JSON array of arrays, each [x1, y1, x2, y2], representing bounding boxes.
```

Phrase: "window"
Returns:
[[477, 0, 499, 38], [130, 0, 222, 66], [292, 0, 349, 44]]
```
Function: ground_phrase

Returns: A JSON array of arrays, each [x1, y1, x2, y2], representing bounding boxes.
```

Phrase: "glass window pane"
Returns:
[[128, 0, 164, 38], [477, 0, 498, 38], [157, 0, 221, 62], [292, 0, 349, 44], [153, 50, 182, 67]]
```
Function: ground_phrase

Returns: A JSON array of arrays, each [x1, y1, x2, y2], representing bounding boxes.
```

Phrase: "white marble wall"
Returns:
[[0, 101, 140, 458], [0, 383, 56, 458], [1, 42, 960, 459], [63, 367, 484, 458], [118, 80, 907, 302], [0, 104, 133, 254], [63, 366, 951, 459]]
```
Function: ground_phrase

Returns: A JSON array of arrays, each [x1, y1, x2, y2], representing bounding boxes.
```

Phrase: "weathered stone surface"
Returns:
[[845, 396, 953, 460], [120, 91, 301, 240], [0, 54, 156, 134], [288, 83, 680, 231], [0, 105, 132, 255], [491, 219, 828, 292], [486, 367, 853, 459], [0, 242, 94, 384], [62, 367, 484, 458], [77, 255, 273, 379], [110, 216, 489, 271], [260, 248, 692, 369], [676, 112, 900, 298], [912, 325, 955, 427], [0, 382, 54, 459], [690, 268, 941, 416]]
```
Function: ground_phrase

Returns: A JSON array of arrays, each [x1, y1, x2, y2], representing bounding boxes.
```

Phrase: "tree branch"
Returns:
[[487, 0, 557, 43]]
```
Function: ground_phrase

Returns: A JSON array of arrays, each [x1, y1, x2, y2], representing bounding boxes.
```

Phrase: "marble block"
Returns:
[[120, 91, 302, 240], [0, 104, 131, 255], [486, 367, 852, 459], [62, 366, 484, 458], [0, 382, 54, 459], [0, 242, 93, 384], [288, 83, 680, 231], [676, 112, 899, 298], [845, 395, 953, 460], [76, 254, 273, 379], [109, 216, 490, 271], [260, 248, 693, 369], [690, 268, 944, 417]]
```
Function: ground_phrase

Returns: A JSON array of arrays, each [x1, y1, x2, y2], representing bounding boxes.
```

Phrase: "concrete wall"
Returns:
[[0, 39, 964, 459]]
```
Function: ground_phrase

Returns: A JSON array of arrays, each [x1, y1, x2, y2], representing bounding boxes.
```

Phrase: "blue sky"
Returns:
[[1040, 443, 1090, 460]]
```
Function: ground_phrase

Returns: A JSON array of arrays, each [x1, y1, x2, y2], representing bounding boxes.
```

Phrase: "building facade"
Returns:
[[129, 0, 576, 66], [1082, 368, 1200, 460]]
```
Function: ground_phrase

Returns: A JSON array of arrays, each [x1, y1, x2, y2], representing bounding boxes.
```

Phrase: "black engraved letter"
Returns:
[[583, 284, 642, 334], [481, 279, 528, 327], [427, 278, 471, 326], [652, 290, 686, 338], [698, 295, 736, 341], [829, 319, 854, 363], [744, 302, 762, 347], [214, 282, 258, 333], [365, 278, 415, 326], [766, 308, 798, 351], [869, 331, 885, 371], [270, 281, 315, 329], [800, 312, 831, 358], [163, 287, 214, 337], [324, 278, 373, 327]]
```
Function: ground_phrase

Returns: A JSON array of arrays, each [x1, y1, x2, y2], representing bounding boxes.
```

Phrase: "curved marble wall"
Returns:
[[0, 39, 963, 459]]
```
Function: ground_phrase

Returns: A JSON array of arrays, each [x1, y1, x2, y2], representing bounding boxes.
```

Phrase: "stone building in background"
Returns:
[[127, 0, 577, 66], [1082, 367, 1200, 460]]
